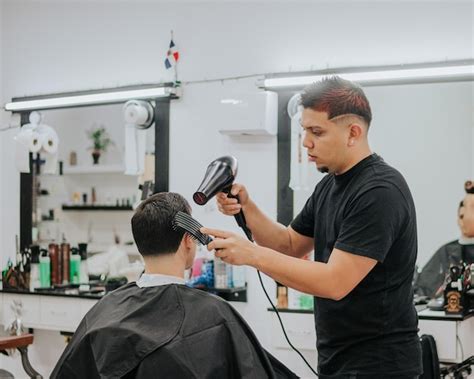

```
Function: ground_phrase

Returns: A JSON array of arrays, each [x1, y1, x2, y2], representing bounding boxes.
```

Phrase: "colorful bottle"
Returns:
[[78, 243, 89, 284], [214, 258, 232, 289], [39, 250, 51, 288], [49, 243, 60, 285], [70, 248, 81, 285], [60, 239, 70, 284], [29, 246, 41, 291]]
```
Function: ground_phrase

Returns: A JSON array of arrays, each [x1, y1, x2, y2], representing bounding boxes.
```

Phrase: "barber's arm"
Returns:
[[216, 184, 312, 258], [201, 227, 377, 301]]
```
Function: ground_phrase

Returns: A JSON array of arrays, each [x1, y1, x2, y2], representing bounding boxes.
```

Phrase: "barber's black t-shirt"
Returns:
[[291, 154, 422, 377]]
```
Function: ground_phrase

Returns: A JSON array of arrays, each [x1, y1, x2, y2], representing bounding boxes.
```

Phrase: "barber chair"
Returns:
[[420, 334, 440, 379], [0, 334, 42, 379]]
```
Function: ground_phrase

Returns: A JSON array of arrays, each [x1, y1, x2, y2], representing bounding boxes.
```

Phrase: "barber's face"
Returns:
[[459, 194, 474, 237], [301, 109, 350, 174]]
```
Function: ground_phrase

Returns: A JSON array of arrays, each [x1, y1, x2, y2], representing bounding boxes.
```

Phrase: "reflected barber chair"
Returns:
[[0, 333, 42, 379]]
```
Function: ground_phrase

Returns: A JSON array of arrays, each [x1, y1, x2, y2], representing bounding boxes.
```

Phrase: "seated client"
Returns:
[[51, 192, 296, 378], [416, 185, 474, 298]]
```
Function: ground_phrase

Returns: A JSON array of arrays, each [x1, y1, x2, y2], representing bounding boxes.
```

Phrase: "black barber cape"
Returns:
[[51, 283, 298, 379], [416, 240, 474, 298]]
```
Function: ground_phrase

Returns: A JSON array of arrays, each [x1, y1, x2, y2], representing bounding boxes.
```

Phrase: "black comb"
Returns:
[[172, 211, 213, 245]]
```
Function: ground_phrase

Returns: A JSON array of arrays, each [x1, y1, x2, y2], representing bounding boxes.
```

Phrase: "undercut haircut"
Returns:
[[131, 192, 191, 257], [300, 76, 372, 127]]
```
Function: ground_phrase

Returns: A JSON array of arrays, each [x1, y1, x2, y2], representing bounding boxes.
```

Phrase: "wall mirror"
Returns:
[[275, 76, 474, 266], [10, 85, 174, 251]]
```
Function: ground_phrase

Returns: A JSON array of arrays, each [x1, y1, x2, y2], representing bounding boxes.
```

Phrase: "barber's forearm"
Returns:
[[251, 247, 339, 300], [242, 200, 295, 256]]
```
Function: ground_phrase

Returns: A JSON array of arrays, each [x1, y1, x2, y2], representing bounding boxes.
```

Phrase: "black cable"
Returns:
[[241, 228, 318, 377], [256, 270, 318, 377], [456, 334, 464, 361]]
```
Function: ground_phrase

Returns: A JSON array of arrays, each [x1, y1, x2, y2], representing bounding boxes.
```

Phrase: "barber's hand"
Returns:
[[216, 183, 250, 216], [201, 227, 257, 266]]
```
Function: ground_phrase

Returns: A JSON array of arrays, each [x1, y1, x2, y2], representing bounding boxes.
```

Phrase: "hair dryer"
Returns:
[[193, 156, 253, 241]]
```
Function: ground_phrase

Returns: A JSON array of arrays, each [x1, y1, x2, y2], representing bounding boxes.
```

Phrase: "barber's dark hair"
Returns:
[[131, 192, 191, 256], [300, 76, 372, 126], [465, 180, 474, 194]]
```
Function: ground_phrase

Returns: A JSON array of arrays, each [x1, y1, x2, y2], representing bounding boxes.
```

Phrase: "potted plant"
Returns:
[[86, 125, 113, 165]]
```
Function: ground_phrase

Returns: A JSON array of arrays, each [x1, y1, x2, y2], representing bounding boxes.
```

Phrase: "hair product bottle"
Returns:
[[78, 243, 89, 284], [70, 248, 81, 285], [39, 250, 51, 288], [49, 243, 60, 285], [29, 246, 41, 291], [61, 240, 71, 284]]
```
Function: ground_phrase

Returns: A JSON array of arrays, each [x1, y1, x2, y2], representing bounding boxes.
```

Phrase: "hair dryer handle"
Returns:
[[226, 192, 253, 242]]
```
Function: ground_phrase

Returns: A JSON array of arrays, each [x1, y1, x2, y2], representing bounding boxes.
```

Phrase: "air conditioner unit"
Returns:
[[218, 91, 278, 136]]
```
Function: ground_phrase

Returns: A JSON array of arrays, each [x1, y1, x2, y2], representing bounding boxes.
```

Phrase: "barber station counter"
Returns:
[[417, 308, 474, 363], [267, 307, 474, 364], [0, 284, 247, 335], [0, 289, 100, 333]]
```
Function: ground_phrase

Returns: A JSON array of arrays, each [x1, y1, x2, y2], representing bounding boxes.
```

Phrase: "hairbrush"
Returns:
[[172, 211, 213, 245]]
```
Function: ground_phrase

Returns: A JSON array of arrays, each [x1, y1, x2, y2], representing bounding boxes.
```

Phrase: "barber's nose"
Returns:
[[302, 131, 312, 149]]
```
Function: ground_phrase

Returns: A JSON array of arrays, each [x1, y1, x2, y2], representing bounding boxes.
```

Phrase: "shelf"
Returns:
[[62, 164, 126, 175], [195, 286, 247, 302], [1, 286, 248, 303], [62, 205, 133, 211], [267, 307, 313, 314]]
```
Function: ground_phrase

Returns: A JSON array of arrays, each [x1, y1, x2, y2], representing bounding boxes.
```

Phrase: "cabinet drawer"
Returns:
[[270, 312, 316, 351], [2, 294, 41, 327], [40, 297, 83, 330], [419, 319, 457, 361]]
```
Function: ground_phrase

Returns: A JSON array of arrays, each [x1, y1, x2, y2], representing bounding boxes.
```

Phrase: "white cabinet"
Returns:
[[2, 294, 41, 328], [418, 309, 474, 363], [1, 293, 97, 333], [269, 311, 316, 351]]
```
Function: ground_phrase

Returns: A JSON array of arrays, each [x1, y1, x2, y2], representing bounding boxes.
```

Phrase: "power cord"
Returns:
[[456, 333, 464, 361], [241, 227, 318, 377], [256, 269, 318, 377]]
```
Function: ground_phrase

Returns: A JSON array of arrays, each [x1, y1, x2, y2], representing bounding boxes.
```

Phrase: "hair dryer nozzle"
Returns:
[[193, 156, 238, 205]]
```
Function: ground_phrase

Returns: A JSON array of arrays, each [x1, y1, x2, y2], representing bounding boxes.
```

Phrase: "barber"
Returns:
[[202, 76, 422, 378]]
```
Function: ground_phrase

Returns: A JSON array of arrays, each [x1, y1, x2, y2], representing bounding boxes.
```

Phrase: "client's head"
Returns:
[[131, 192, 196, 274], [458, 196, 474, 238]]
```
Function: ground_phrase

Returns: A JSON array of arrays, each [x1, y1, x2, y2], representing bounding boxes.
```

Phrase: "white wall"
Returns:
[[1, 1, 473, 377], [0, 0, 4, 372], [0, 0, 3, 273]]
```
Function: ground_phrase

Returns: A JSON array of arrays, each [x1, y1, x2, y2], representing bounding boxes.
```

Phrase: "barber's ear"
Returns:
[[348, 123, 363, 146], [350, 123, 363, 138]]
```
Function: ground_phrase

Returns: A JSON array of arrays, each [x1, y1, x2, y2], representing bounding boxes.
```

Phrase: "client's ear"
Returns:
[[183, 234, 195, 250]]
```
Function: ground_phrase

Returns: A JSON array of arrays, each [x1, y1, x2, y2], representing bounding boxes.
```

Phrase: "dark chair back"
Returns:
[[420, 334, 440, 379]]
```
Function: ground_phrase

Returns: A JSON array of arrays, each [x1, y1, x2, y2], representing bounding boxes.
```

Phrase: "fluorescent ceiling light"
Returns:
[[264, 64, 474, 88], [5, 87, 174, 111]]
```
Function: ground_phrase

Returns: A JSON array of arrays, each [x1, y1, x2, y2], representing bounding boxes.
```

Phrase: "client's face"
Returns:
[[459, 194, 474, 237]]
